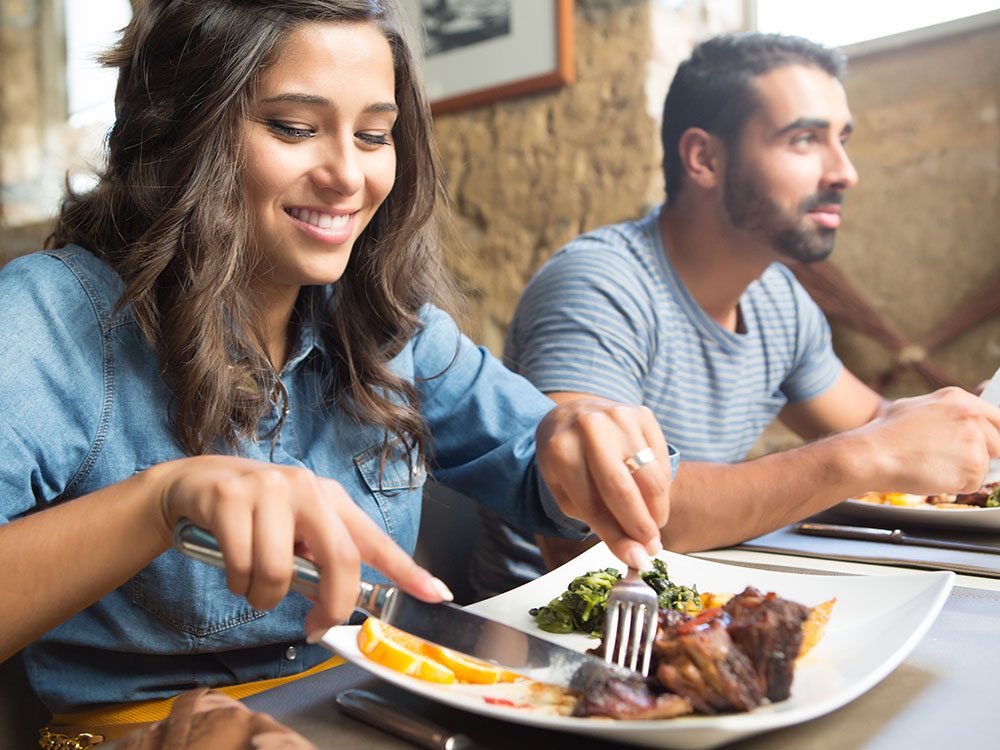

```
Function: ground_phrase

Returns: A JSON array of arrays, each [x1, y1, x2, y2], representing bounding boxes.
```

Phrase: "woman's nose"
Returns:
[[311, 140, 364, 196]]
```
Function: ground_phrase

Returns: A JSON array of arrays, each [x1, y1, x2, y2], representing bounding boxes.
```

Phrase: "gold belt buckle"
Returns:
[[39, 727, 105, 749]]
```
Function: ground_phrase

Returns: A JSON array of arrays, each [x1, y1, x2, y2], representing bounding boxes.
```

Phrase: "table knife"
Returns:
[[796, 522, 1000, 555], [173, 521, 636, 692], [336, 688, 475, 750]]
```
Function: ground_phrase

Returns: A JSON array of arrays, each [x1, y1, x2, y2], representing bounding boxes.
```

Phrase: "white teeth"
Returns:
[[289, 207, 350, 230]]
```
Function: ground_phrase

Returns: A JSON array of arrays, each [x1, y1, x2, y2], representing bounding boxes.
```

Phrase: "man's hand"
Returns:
[[855, 387, 1000, 494]]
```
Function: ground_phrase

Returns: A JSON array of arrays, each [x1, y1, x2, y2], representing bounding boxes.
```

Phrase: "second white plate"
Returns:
[[834, 498, 1000, 531]]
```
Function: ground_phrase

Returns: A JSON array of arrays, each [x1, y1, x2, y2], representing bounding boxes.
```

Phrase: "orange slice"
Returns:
[[357, 618, 456, 684], [357, 618, 523, 685], [420, 643, 521, 684]]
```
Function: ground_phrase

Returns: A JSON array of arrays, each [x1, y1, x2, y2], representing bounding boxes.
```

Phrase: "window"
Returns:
[[65, 0, 131, 125], [751, 1, 1000, 50], [64, 0, 132, 192]]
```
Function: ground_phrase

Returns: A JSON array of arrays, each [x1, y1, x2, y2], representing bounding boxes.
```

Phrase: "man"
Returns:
[[469, 32, 1000, 599]]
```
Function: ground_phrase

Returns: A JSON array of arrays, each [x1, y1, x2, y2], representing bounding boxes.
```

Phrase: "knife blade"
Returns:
[[796, 522, 1000, 555], [173, 521, 637, 692]]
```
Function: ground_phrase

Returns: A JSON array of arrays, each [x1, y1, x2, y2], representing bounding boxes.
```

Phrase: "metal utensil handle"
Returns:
[[354, 579, 397, 619], [172, 520, 320, 598], [797, 522, 901, 543], [336, 688, 475, 750]]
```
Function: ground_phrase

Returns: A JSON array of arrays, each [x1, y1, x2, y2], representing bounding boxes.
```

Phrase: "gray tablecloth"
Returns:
[[244, 581, 1000, 749]]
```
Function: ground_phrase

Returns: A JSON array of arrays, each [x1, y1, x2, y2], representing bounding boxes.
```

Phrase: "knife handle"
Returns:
[[175, 522, 407, 618], [797, 522, 901, 543], [336, 688, 476, 750], [172, 520, 320, 598]]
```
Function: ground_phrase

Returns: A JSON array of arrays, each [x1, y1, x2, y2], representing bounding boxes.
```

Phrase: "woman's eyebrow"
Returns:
[[261, 93, 330, 106], [259, 93, 398, 115]]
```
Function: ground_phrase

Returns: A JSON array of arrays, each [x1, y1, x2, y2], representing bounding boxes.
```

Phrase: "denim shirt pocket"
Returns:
[[132, 550, 267, 638], [353, 442, 426, 548], [353, 442, 427, 494]]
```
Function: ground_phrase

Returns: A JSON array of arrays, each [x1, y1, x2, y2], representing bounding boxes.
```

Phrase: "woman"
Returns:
[[0, 0, 672, 728]]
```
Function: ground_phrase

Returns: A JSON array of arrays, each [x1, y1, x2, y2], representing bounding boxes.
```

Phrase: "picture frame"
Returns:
[[401, 0, 576, 115]]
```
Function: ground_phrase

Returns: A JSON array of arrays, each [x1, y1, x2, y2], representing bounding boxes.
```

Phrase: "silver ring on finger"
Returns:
[[624, 446, 657, 474]]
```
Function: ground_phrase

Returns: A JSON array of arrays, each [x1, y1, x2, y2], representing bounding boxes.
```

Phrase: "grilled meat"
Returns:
[[572, 677, 694, 720], [575, 588, 811, 719], [722, 587, 809, 702], [654, 611, 763, 713]]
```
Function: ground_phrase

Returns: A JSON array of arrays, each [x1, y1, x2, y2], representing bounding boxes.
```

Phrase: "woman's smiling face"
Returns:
[[242, 21, 397, 295]]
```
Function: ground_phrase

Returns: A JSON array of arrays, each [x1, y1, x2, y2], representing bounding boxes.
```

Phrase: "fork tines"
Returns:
[[604, 567, 659, 677]]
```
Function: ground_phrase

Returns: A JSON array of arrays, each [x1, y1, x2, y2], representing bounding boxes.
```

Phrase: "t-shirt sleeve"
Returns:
[[0, 254, 106, 523], [778, 267, 844, 404], [503, 239, 656, 404]]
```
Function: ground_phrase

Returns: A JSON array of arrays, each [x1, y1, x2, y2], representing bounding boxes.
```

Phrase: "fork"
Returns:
[[603, 567, 659, 676]]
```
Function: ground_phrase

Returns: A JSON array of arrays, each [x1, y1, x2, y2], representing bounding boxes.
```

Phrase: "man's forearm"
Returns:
[[662, 432, 873, 552]]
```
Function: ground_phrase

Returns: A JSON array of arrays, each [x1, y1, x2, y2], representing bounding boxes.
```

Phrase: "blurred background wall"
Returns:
[[1, 0, 998, 434]]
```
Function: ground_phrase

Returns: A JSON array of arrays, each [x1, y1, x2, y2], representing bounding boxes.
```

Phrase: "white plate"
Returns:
[[835, 498, 1000, 531], [318, 544, 953, 749]]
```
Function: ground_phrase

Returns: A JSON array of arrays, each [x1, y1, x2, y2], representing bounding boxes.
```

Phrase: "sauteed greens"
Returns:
[[529, 559, 699, 636], [987, 483, 1000, 508]]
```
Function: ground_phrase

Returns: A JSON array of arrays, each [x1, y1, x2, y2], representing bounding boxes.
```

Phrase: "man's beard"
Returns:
[[723, 156, 842, 264]]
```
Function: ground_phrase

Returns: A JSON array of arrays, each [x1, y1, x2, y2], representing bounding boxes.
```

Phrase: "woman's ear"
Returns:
[[677, 127, 723, 191]]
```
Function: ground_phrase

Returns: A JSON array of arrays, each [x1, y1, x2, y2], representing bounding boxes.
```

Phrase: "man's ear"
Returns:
[[677, 127, 723, 191]]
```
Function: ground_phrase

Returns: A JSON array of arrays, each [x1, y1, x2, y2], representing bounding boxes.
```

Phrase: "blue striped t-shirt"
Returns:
[[469, 206, 843, 599]]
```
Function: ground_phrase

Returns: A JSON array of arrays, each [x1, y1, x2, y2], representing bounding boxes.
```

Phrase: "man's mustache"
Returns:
[[801, 191, 845, 211]]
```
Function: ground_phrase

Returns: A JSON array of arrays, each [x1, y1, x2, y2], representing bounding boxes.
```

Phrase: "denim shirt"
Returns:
[[0, 247, 582, 713]]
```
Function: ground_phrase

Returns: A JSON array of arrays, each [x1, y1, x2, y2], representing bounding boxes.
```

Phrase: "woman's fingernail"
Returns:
[[306, 628, 328, 645], [646, 537, 663, 557], [625, 547, 654, 572], [430, 577, 454, 601]]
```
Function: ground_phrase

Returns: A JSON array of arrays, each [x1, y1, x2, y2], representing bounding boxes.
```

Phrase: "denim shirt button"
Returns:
[[284, 645, 297, 661]]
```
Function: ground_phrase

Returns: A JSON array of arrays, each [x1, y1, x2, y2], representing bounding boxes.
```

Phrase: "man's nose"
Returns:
[[824, 141, 859, 190]]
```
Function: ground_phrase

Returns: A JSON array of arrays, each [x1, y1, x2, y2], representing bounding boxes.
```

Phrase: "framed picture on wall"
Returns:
[[400, 0, 576, 115]]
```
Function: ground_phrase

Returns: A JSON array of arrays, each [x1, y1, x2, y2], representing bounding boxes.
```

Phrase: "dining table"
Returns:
[[243, 520, 1000, 749]]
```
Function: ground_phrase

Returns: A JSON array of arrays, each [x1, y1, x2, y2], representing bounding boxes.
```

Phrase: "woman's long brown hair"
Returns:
[[49, 0, 456, 467]]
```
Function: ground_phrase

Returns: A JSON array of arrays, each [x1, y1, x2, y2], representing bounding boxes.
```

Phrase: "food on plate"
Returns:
[[799, 597, 835, 658], [576, 587, 815, 719], [528, 560, 831, 658], [853, 481, 1000, 510], [531, 562, 835, 720], [529, 559, 700, 636], [356, 617, 522, 685]]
